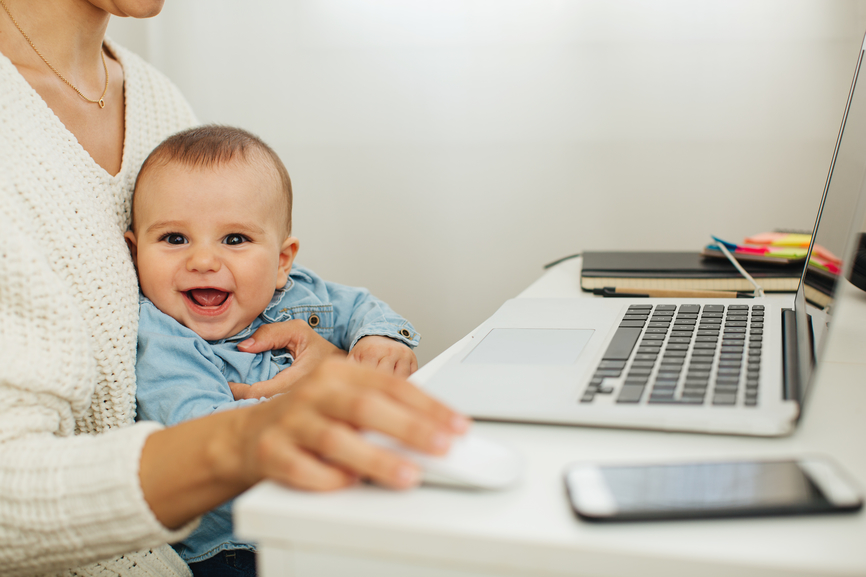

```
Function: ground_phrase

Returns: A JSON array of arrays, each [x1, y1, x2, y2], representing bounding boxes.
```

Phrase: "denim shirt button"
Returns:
[[308, 314, 320, 327], [400, 328, 411, 338]]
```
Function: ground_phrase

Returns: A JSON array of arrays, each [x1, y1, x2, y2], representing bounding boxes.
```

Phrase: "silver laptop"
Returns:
[[423, 34, 866, 437]]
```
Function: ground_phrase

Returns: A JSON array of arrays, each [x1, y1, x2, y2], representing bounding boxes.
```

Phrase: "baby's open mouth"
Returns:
[[187, 288, 230, 307]]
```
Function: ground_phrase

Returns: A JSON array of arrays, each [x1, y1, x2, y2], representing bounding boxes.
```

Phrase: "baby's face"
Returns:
[[125, 159, 297, 341]]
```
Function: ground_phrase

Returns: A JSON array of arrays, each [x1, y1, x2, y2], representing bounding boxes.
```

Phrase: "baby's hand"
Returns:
[[348, 335, 418, 378]]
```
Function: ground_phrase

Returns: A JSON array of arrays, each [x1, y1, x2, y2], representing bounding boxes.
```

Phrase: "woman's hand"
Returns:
[[348, 335, 418, 377], [230, 359, 468, 491], [229, 320, 347, 400], [140, 359, 470, 529]]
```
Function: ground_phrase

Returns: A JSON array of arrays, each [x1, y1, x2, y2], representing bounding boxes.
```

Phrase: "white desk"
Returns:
[[235, 257, 866, 577]]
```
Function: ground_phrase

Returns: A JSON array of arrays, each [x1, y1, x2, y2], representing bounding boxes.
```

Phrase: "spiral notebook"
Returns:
[[579, 251, 803, 293]]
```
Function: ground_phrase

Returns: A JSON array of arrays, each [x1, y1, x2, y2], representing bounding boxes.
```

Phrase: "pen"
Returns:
[[594, 287, 754, 298]]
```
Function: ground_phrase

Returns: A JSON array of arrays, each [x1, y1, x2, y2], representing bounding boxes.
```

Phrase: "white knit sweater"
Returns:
[[0, 41, 200, 576]]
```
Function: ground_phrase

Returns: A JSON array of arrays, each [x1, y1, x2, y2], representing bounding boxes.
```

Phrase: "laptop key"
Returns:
[[713, 394, 737, 405], [617, 384, 645, 403], [648, 396, 680, 404], [594, 369, 622, 378], [665, 343, 689, 350], [601, 327, 642, 360], [692, 349, 715, 356]]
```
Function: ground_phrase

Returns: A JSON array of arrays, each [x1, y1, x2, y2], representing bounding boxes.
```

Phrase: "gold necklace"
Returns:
[[0, 0, 109, 108]]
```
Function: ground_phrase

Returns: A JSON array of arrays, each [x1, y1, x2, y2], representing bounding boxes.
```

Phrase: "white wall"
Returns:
[[109, 0, 866, 365]]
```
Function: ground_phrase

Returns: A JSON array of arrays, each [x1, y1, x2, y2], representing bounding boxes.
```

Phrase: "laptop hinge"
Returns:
[[781, 308, 800, 402]]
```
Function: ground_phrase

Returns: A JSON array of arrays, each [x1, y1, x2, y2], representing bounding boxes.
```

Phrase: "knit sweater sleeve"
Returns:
[[0, 42, 199, 576], [0, 197, 197, 575]]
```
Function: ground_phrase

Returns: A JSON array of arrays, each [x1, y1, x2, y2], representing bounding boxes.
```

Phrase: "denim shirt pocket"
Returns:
[[262, 304, 335, 339]]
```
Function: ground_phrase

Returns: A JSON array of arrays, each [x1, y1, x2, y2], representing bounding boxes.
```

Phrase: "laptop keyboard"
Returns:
[[581, 304, 764, 406]]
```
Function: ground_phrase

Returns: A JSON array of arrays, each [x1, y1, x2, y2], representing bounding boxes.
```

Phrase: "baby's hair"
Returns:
[[133, 125, 292, 232]]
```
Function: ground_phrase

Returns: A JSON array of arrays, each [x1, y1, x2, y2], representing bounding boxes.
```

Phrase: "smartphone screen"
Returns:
[[565, 459, 862, 521]]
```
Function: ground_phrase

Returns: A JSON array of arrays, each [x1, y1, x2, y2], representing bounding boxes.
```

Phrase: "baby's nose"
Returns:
[[187, 245, 221, 273]]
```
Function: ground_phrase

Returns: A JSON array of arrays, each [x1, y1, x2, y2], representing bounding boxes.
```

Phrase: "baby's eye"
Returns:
[[224, 234, 249, 246], [161, 233, 187, 245]]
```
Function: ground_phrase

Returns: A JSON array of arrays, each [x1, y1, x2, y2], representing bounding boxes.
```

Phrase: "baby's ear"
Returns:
[[123, 231, 138, 265], [276, 236, 300, 289]]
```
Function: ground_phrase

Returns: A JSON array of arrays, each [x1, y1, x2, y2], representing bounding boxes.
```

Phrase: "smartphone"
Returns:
[[564, 457, 863, 522]]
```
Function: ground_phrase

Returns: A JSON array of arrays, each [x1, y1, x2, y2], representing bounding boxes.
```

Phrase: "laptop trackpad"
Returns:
[[462, 328, 594, 365]]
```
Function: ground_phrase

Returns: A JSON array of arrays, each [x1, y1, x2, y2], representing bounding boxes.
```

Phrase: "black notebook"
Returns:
[[580, 251, 804, 293]]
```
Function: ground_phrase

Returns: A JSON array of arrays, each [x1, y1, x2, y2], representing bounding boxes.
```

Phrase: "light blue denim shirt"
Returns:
[[134, 264, 419, 564]]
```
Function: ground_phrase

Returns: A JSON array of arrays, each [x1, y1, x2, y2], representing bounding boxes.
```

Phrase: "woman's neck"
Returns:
[[0, 0, 109, 87], [0, 0, 127, 176]]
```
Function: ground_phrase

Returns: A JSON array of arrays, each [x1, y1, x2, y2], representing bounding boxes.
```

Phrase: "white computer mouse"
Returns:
[[364, 431, 522, 490]]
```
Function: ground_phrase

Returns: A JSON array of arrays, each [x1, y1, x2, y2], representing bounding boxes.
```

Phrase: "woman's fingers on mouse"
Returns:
[[294, 416, 422, 489], [318, 361, 469, 449], [324, 384, 451, 455], [368, 369, 471, 436], [249, 360, 461, 489], [255, 424, 357, 491], [309, 359, 469, 437]]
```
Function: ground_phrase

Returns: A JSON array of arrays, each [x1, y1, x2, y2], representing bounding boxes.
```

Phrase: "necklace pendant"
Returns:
[[98, 98, 105, 109]]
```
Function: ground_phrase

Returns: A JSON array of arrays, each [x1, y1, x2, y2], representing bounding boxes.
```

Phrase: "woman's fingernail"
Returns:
[[451, 414, 470, 433], [431, 432, 450, 452], [396, 464, 421, 487], [238, 338, 255, 348]]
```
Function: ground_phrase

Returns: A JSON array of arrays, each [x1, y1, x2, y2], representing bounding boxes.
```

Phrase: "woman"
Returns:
[[0, 1, 467, 575]]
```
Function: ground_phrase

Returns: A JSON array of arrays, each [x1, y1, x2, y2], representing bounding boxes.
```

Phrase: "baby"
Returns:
[[125, 125, 419, 574]]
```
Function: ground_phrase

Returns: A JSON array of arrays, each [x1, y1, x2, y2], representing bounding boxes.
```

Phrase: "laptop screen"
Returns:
[[793, 35, 866, 406]]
